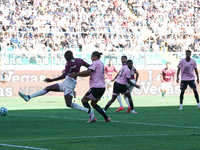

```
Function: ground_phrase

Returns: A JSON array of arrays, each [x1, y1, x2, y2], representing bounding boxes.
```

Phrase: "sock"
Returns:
[[129, 101, 134, 110], [198, 103, 200, 106], [104, 105, 110, 111], [180, 104, 183, 107], [83, 102, 91, 114], [125, 97, 130, 107], [93, 104, 108, 120], [180, 91, 184, 105], [71, 103, 88, 113], [117, 95, 123, 107], [29, 89, 47, 99], [131, 110, 135, 113], [73, 91, 76, 99], [194, 90, 199, 103]]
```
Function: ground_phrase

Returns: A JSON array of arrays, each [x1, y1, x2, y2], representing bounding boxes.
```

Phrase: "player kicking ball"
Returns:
[[160, 62, 175, 101], [177, 50, 200, 110], [18, 50, 95, 123], [104, 60, 140, 114]]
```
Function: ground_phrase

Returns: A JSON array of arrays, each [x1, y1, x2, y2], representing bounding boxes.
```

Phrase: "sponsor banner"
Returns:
[[0, 70, 199, 97]]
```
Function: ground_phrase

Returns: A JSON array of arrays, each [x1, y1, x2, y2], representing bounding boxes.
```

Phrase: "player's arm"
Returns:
[[44, 73, 66, 82], [160, 73, 165, 82], [134, 68, 139, 82], [127, 78, 140, 89], [176, 67, 181, 83], [70, 69, 93, 78], [111, 72, 119, 82], [194, 68, 199, 84], [82, 62, 90, 68]]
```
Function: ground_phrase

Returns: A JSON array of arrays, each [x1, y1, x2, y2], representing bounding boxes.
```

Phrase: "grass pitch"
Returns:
[[0, 95, 200, 150]]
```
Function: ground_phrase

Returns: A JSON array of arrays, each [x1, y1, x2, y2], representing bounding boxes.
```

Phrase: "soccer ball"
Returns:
[[0, 107, 8, 116]]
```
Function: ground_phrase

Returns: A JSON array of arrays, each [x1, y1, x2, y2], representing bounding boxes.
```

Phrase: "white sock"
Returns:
[[125, 97, 130, 107], [180, 104, 183, 107], [117, 95, 123, 107], [71, 103, 89, 113], [197, 103, 199, 106], [29, 89, 47, 99], [131, 110, 135, 113]]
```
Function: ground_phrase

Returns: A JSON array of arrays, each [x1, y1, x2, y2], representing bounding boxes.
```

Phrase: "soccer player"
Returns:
[[103, 59, 117, 100], [18, 50, 95, 122], [69, 51, 111, 123], [113, 56, 131, 112], [1, 72, 8, 84], [176, 50, 200, 110], [125, 64, 139, 113], [104, 60, 140, 114], [160, 62, 175, 101]]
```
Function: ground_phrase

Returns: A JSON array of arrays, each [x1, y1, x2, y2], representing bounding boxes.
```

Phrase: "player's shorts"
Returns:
[[58, 83, 64, 92], [180, 80, 196, 90], [62, 77, 77, 96], [85, 87, 105, 100], [105, 79, 113, 88], [160, 82, 171, 91], [127, 79, 136, 93], [113, 81, 130, 96]]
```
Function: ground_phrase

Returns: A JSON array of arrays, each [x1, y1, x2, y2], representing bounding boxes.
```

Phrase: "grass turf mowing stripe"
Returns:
[[0, 143, 51, 150], [1, 133, 200, 143], [11, 114, 200, 129]]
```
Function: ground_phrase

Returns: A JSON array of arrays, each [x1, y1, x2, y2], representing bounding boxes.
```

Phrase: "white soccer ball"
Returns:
[[0, 107, 8, 116]]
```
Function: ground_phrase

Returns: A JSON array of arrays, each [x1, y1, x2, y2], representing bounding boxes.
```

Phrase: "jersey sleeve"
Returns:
[[177, 59, 183, 69], [105, 66, 108, 74], [88, 61, 97, 71], [113, 66, 117, 72], [81, 59, 87, 66], [172, 69, 175, 76], [193, 60, 197, 69]]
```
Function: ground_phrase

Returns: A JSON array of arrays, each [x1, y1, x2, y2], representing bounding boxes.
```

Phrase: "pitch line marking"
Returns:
[[1, 133, 200, 143], [11, 114, 200, 129], [0, 143, 51, 150]]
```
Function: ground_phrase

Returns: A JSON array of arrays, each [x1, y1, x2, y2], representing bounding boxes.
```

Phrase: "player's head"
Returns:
[[186, 50, 191, 59], [109, 59, 113, 66], [166, 62, 171, 69], [91, 51, 102, 61], [121, 56, 127, 64], [64, 50, 73, 61], [127, 60, 133, 69], [2, 72, 6, 77]]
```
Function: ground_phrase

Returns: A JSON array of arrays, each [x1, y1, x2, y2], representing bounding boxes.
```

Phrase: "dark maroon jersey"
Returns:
[[62, 58, 86, 80], [161, 68, 175, 82]]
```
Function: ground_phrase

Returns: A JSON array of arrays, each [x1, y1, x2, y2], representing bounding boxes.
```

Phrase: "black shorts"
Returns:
[[113, 81, 130, 95], [180, 80, 196, 90], [85, 87, 105, 100]]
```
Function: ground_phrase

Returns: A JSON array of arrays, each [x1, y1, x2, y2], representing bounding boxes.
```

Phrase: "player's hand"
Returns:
[[176, 78, 179, 83], [110, 79, 115, 82], [135, 84, 140, 89], [197, 78, 199, 85], [44, 78, 52, 82]]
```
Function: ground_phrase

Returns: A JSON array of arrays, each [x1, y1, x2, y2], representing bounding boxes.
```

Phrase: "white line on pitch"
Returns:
[[0, 143, 51, 150], [11, 114, 200, 129], [0, 133, 200, 143]]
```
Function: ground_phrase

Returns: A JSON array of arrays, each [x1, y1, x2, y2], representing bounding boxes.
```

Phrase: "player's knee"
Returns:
[[44, 87, 50, 92]]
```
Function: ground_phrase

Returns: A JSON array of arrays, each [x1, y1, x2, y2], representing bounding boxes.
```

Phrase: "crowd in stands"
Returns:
[[0, 0, 200, 57]]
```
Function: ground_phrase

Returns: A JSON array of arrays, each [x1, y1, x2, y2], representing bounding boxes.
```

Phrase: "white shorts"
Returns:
[[62, 77, 77, 96], [105, 79, 113, 88], [127, 79, 136, 94], [161, 82, 171, 91]]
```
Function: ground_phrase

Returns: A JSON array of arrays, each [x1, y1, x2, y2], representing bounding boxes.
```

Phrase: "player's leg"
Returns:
[[116, 95, 124, 112], [88, 88, 111, 122], [124, 92, 138, 114], [179, 81, 187, 110], [63, 79, 94, 121], [18, 83, 61, 102], [160, 82, 166, 101], [73, 87, 77, 103], [189, 80, 200, 109], [104, 94, 118, 111], [125, 84, 134, 113]]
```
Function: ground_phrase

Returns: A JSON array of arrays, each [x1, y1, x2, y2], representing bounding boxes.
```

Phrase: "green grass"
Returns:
[[0, 95, 200, 150]]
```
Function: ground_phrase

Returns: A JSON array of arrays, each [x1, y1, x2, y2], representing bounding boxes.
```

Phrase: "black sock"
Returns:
[[104, 105, 110, 111], [73, 91, 76, 98], [180, 91, 184, 104], [130, 102, 134, 110], [83, 102, 91, 114], [28, 95, 30, 99], [194, 90, 199, 103], [93, 104, 108, 120]]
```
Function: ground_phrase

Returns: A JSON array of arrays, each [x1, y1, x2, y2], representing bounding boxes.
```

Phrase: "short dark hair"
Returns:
[[121, 56, 127, 59], [92, 51, 103, 58], [64, 50, 73, 58], [186, 50, 191, 54], [127, 60, 133, 64]]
